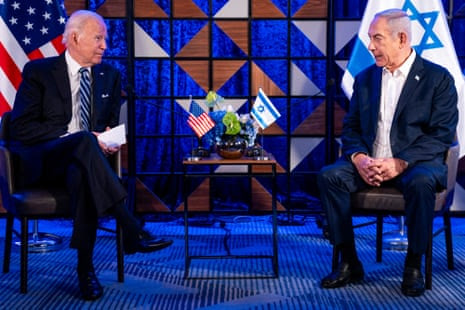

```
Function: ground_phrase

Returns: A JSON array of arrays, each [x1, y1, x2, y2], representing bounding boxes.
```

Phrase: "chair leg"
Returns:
[[20, 218, 29, 294], [376, 216, 383, 262], [425, 228, 433, 290], [443, 212, 454, 270], [3, 214, 13, 273], [116, 220, 124, 282]]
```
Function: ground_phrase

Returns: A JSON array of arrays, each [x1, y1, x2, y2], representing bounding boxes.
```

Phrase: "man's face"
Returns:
[[367, 17, 402, 71], [72, 18, 107, 67]]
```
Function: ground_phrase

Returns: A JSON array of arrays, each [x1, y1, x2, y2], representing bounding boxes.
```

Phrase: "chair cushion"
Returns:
[[11, 188, 71, 216], [352, 187, 446, 212]]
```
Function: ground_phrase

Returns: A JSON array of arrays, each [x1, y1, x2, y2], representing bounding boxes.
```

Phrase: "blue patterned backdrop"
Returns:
[[91, 0, 465, 211]]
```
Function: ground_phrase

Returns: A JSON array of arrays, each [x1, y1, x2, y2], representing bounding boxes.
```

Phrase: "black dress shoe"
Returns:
[[401, 267, 425, 297], [78, 270, 103, 301], [125, 230, 173, 254], [321, 261, 364, 289]]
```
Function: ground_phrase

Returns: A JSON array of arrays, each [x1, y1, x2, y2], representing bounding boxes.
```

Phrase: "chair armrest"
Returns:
[[445, 141, 460, 194]]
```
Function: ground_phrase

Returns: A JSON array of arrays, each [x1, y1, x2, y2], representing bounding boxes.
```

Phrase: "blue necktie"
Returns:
[[79, 68, 91, 131]]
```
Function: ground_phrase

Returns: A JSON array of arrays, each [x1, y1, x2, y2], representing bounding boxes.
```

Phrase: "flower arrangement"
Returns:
[[202, 91, 259, 152]]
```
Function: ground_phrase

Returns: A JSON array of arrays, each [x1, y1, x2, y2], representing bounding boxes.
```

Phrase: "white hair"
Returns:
[[374, 8, 411, 43], [62, 10, 106, 46]]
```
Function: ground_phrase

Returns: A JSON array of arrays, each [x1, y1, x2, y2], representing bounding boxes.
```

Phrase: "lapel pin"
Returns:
[[415, 75, 420, 81]]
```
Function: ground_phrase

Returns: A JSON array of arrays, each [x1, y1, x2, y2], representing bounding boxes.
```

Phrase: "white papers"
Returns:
[[97, 124, 126, 148]]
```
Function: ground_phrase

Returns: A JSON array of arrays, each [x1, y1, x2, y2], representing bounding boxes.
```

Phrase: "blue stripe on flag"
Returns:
[[346, 38, 375, 78], [258, 90, 280, 120]]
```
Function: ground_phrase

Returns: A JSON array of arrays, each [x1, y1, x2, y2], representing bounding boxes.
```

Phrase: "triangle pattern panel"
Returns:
[[173, 0, 207, 18], [258, 122, 285, 135], [212, 24, 247, 58], [334, 101, 346, 136], [215, 21, 249, 55], [217, 61, 249, 97], [336, 59, 349, 72], [293, 0, 328, 18], [293, 20, 327, 56], [252, 0, 286, 18], [291, 62, 323, 96], [176, 24, 210, 58], [335, 21, 360, 55], [290, 22, 325, 58], [134, 22, 169, 58], [252, 61, 287, 96], [135, 178, 171, 213], [290, 137, 324, 172], [451, 182, 465, 213], [95, 0, 126, 17], [174, 61, 209, 95], [292, 101, 346, 136], [289, 97, 323, 133], [134, 0, 168, 18], [215, 0, 249, 18], [335, 35, 358, 59], [292, 100, 326, 135], [251, 178, 286, 211], [292, 59, 327, 96], [176, 178, 210, 212], [213, 60, 247, 91]]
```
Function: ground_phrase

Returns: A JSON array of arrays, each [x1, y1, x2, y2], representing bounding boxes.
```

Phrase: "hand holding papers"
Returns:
[[97, 124, 126, 148]]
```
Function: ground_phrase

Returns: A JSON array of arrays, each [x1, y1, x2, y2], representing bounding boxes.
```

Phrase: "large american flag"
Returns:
[[0, 0, 67, 114], [187, 100, 215, 138]]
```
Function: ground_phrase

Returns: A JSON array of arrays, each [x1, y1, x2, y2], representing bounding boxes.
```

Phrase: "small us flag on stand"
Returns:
[[187, 100, 215, 138], [0, 0, 67, 114]]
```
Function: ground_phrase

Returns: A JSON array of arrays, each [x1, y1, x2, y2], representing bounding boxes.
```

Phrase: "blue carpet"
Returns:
[[0, 215, 464, 309]]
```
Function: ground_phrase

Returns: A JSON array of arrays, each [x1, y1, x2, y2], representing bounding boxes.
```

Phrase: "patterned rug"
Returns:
[[0, 215, 464, 309]]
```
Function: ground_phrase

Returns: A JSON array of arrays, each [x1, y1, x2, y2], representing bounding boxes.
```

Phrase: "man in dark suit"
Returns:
[[9, 10, 172, 301], [318, 9, 458, 297]]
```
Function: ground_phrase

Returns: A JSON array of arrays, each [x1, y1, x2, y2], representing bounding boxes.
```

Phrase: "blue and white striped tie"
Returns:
[[79, 68, 91, 131]]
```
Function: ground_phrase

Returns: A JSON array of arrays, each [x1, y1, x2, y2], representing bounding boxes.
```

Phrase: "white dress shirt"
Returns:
[[372, 50, 416, 158], [65, 51, 92, 133]]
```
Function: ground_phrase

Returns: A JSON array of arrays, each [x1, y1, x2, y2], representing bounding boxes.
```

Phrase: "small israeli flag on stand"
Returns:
[[251, 88, 281, 129]]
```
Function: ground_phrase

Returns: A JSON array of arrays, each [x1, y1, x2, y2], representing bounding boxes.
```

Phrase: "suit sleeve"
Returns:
[[10, 62, 68, 144], [395, 69, 458, 165]]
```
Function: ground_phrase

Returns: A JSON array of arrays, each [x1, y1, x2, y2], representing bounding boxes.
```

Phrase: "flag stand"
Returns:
[[190, 137, 210, 159], [253, 130, 269, 161]]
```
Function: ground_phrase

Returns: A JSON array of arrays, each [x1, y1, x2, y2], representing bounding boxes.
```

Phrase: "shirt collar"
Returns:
[[383, 49, 416, 77], [65, 50, 91, 76]]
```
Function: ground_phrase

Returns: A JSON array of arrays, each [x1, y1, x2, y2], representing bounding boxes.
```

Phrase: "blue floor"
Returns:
[[0, 214, 464, 309]]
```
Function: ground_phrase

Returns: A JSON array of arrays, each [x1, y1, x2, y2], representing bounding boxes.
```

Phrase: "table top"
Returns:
[[183, 153, 276, 165]]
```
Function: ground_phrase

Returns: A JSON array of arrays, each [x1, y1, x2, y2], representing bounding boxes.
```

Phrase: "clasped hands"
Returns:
[[352, 153, 408, 187]]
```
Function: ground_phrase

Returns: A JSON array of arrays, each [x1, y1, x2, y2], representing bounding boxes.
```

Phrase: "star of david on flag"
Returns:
[[251, 88, 281, 130], [187, 99, 215, 138], [341, 0, 465, 157], [0, 0, 67, 115]]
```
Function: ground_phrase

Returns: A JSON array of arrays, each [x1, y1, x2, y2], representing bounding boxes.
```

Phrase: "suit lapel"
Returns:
[[369, 67, 382, 133], [51, 54, 72, 118], [51, 54, 71, 103], [91, 64, 104, 129], [394, 55, 424, 120]]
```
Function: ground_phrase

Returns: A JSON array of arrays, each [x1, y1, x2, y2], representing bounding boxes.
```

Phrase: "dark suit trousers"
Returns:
[[317, 158, 441, 254], [13, 131, 127, 251]]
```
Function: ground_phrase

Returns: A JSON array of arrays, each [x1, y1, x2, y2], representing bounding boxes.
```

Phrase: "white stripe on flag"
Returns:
[[0, 68, 15, 109], [0, 17, 29, 70]]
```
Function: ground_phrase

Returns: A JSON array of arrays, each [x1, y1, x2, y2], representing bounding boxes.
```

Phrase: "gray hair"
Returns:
[[374, 8, 411, 43], [62, 10, 106, 46]]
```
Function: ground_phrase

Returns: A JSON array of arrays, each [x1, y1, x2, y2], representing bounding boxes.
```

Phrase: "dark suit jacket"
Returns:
[[8, 53, 122, 187], [341, 55, 458, 186], [9, 52, 121, 145]]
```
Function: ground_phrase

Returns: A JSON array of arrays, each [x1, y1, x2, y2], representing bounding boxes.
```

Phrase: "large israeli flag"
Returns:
[[341, 0, 465, 157], [251, 88, 281, 129]]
